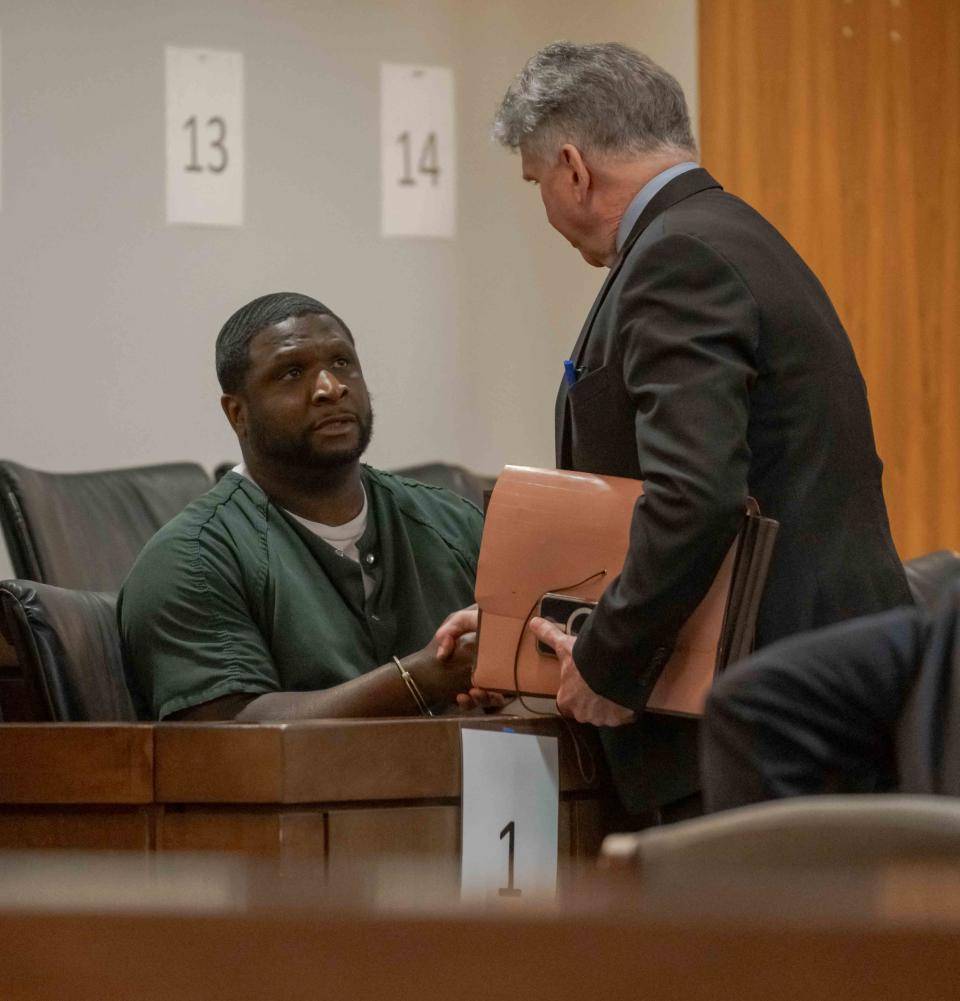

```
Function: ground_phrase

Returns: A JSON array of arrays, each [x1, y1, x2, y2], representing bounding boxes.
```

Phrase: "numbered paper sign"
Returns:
[[460, 728, 559, 900], [0, 28, 4, 212], [166, 46, 244, 226], [380, 63, 455, 238]]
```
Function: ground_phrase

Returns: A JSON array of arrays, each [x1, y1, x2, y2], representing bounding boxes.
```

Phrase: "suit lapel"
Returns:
[[574, 169, 722, 366], [556, 168, 723, 465], [554, 380, 570, 467]]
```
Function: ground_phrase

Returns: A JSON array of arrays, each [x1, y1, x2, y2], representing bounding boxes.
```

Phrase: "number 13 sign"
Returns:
[[166, 47, 244, 227], [380, 64, 455, 238]]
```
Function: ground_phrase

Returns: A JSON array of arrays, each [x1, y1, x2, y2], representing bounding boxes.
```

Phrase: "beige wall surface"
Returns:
[[0, 0, 696, 580], [454, 0, 698, 473]]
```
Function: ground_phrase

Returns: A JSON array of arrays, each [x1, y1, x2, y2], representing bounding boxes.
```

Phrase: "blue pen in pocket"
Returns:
[[563, 359, 578, 386]]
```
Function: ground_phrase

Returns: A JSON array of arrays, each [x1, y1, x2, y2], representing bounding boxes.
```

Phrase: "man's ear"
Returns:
[[221, 393, 247, 440], [560, 144, 591, 203]]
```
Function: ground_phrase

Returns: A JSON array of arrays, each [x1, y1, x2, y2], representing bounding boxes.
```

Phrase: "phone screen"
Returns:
[[536, 593, 597, 656]]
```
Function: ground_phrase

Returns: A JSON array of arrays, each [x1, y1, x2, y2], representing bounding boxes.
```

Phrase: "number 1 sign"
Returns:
[[380, 64, 455, 238], [460, 728, 559, 900], [166, 47, 244, 227]]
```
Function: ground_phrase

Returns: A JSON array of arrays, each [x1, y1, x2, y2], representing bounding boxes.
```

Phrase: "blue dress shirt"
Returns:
[[615, 161, 700, 254]]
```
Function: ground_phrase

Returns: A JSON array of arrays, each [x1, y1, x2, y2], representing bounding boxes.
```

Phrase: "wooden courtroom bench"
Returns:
[[2, 850, 960, 1001], [0, 724, 155, 849], [0, 716, 612, 863]]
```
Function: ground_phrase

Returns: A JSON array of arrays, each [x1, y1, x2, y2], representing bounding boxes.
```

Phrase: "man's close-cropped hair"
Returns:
[[215, 291, 354, 394], [492, 41, 697, 162]]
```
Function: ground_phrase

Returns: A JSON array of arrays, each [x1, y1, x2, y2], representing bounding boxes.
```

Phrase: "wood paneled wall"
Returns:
[[699, 0, 960, 559]]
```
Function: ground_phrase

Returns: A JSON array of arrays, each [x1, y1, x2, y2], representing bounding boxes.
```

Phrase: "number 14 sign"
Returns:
[[460, 728, 559, 900], [380, 64, 455, 238]]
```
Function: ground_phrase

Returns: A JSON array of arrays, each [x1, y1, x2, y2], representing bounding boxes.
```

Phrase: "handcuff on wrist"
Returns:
[[392, 655, 434, 717]]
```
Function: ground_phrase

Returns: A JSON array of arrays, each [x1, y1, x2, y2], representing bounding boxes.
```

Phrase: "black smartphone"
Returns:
[[536, 593, 597, 656]]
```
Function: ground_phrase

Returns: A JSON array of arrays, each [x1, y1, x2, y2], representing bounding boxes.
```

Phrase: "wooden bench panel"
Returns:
[[0, 725, 154, 803], [155, 716, 610, 804]]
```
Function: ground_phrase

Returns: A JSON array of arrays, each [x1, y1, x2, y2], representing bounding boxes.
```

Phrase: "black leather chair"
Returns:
[[0, 460, 212, 591], [903, 549, 960, 610], [0, 580, 136, 721], [389, 462, 496, 509]]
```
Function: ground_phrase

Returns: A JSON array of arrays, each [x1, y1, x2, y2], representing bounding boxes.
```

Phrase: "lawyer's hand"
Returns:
[[529, 617, 636, 727]]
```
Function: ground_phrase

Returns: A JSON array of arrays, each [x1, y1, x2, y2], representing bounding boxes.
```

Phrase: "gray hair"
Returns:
[[492, 41, 697, 161]]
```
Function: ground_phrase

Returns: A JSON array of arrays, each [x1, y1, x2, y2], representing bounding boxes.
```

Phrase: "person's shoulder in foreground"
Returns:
[[119, 290, 496, 723], [701, 575, 960, 812]]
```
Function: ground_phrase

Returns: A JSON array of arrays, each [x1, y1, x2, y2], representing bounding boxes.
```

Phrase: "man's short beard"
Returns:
[[248, 406, 375, 478]]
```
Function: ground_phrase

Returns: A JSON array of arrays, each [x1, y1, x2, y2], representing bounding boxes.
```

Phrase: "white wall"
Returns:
[[455, 0, 699, 472], [0, 0, 696, 580]]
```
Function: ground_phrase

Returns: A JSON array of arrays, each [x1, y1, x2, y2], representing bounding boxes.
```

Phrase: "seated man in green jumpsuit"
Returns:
[[120, 291, 492, 721]]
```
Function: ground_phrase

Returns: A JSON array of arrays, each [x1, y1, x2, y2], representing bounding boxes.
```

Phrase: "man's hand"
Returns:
[[529, 617, 636, 726], [434, 605, 478, 659], [432, 605, 506, 711], [411, 612, 507, 712]]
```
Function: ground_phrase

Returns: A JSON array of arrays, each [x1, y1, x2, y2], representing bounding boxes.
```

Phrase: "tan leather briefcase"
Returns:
[[472, 466, 777, 717]]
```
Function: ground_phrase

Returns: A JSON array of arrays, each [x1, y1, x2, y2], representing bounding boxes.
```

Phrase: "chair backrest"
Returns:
[[904, 550, 960, 611], [0, 580, 136, 721], [389, 462, 495, 509], [0, 460, 212, 591], [601, 795, 960, 871], [213, 461, 237, 481]]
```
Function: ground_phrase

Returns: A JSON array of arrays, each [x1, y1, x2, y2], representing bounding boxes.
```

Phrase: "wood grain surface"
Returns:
[[0, 724, 154, 803], [700, 0, 960, 558], [2, 872, 960, 1001], [0, 719, 613, 859], [154, 716, 608, 804]]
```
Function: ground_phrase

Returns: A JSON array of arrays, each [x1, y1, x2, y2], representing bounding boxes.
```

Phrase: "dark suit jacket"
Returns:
[[701, 579, 960, 811], [556, 168, 913, 810]]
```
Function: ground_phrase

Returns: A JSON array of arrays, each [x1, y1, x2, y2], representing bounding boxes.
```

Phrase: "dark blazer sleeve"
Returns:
[[573, 231, 759, 709], [700, 604, 927, 811]]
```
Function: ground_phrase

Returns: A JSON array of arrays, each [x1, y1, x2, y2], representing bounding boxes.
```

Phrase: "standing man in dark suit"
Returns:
[[488, 41, 913, 816]]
